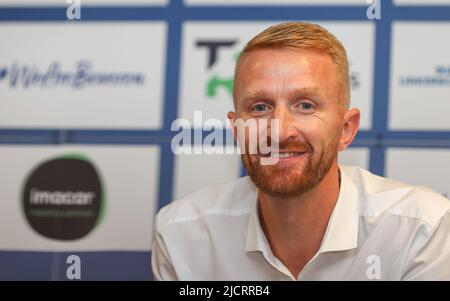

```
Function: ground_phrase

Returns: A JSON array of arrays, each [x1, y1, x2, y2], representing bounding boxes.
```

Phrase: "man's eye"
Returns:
[[299, 102, 314, 111], [253, 104, 268, 112]]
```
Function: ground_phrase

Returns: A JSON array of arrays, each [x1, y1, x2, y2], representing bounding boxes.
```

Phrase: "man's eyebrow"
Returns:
[[241, 87, 322, 102], [241, 90, 270, 102], [288, 87, 322, 98]]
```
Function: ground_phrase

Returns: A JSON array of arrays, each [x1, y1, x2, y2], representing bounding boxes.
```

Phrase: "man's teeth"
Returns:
[[270, 152, 303, 158]]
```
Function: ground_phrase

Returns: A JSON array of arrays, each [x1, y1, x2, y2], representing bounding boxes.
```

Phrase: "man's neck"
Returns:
[[258, 163, 341, 279]]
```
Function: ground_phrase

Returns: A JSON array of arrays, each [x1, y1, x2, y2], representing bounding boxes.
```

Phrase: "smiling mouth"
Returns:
[[260, 151, 307, 159]]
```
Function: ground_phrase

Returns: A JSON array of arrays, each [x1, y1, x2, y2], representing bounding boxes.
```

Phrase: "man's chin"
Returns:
[[258, 180, 316, 199], [242, 154, 325, 198], [250, 169, 315, 198]]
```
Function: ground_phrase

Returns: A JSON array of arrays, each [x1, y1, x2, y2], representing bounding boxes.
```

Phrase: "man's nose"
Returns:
[[270, 106, 301, 143]]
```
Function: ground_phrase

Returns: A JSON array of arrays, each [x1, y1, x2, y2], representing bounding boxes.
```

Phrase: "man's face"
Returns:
[[232, 48, 348, 198]]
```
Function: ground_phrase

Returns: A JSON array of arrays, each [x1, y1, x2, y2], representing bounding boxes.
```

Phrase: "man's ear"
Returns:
[[227, 111, 238, 141], [338, 108, 360, 152]]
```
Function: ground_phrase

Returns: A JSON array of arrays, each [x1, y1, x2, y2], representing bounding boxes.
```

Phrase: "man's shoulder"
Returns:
[[343, 165, 450, 229], [155, 176, 257, 231]]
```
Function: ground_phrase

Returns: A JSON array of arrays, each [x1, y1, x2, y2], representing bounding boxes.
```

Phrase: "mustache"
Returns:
[[276, 140, 313, 152], [248, 139, 313, 156]]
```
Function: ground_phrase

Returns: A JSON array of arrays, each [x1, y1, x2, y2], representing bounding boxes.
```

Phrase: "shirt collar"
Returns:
[[245, 166, 360, 254]]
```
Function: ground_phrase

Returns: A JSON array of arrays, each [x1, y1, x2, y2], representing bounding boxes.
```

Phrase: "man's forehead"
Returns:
[[237, 48, 336, 83], [238, 47, 333, 67], [234, 48, 342, 107]]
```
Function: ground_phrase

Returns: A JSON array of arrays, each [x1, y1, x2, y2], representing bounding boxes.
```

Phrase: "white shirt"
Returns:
[[152, 165, 450, 280]]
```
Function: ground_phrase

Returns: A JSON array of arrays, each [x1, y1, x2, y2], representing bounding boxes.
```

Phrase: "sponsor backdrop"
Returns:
[[0, 0, 449, 280]]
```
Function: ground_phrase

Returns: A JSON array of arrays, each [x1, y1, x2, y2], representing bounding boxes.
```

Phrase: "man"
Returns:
[[152, 22, 450, 280]]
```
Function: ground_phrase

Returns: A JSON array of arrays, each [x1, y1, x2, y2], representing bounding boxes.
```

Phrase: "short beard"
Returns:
[[242, 136, 339, 199]]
